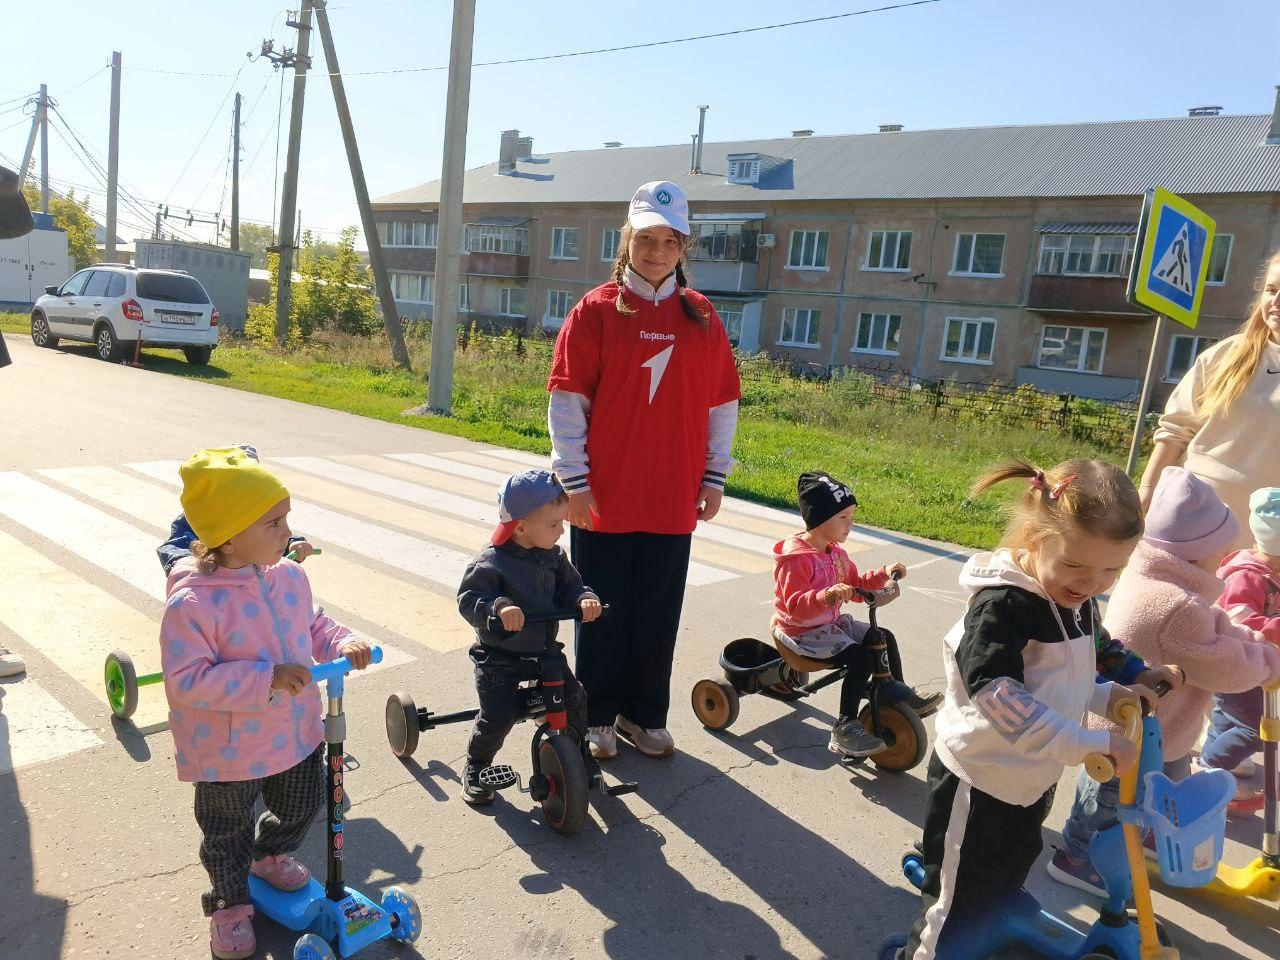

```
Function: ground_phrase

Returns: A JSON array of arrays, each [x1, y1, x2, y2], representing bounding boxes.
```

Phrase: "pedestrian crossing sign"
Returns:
[[1128, 187, 1216, 329]]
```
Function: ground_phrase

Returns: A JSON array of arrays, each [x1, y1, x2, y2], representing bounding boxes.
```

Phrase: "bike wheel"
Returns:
[[860, 701, 928, 773], [385, 691, 419, 758], [539, 735, 589, 834], [104, 650, 139, 720], [691, 678, 740, 730]]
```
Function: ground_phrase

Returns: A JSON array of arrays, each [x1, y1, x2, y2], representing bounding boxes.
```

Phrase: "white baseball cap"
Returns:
[[627, 180, 689, 235]]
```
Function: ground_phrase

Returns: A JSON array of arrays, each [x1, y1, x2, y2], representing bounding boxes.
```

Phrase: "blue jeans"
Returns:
[[1199, 689, 1264, 771], [1060, 754, 1191, 861]]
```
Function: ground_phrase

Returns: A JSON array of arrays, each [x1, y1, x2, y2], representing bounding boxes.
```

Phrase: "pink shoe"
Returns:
[[249, 853, 311, 892], [210, 904, 255, 960]]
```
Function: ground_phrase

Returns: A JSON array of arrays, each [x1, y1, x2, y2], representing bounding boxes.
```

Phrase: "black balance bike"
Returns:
[[385, 606, 637, 833], [692, 572, 929, 773]]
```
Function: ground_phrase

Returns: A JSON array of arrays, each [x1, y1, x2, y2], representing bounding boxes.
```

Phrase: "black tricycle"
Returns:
[[691, 572, 930, 773], [385, 606, 637, 833]]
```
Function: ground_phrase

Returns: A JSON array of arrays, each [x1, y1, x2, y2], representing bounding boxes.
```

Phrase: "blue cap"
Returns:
[[492, 469, 565, 545]]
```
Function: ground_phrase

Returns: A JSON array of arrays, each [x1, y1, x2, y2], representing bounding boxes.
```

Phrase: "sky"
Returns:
[[2, 0, 1277, 249]]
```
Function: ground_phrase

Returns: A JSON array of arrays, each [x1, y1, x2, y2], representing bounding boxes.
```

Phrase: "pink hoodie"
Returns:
[[771, 535, 888, 638], [1099, 540, 1280, 761], [1217, 549, 1280, 646], [159, 557, 355, 783]]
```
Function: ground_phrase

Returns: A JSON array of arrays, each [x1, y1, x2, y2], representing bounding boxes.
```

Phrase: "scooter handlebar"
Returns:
[[1084, 697, 1142, 783], [310, 645, 384, 685], [486, 603, 611, 637]]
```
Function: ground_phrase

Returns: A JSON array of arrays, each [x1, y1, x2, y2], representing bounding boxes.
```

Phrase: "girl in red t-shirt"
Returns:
[[548, 179, 741, 760]]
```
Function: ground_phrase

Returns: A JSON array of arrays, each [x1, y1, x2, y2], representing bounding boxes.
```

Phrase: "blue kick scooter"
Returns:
[[250, 646, 425, 960]]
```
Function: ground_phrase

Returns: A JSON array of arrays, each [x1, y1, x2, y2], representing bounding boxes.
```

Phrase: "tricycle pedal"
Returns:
[[602, 780, 639, 797], [479, 764, 519, 791]]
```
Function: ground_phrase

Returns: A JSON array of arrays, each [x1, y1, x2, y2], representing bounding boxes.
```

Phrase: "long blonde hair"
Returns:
[[1200, 248, 1280, 418], [609, 222, 707, 324], [972, 458, 1143, 550]]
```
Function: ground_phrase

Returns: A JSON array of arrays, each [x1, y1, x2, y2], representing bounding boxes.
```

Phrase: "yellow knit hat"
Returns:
[[179, 447, 290, 548]]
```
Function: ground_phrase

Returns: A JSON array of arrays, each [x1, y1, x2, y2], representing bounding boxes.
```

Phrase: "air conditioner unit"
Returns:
[[757, 233, 775, 248]]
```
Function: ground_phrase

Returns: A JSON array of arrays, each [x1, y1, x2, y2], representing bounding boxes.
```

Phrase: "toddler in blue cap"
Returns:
[[456, 469, 601, 804]]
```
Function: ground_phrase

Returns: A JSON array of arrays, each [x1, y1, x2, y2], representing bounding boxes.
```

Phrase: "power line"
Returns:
[[162, 58, 248, 204], [59, 64, 111, 100], [123, 1, 942, 79]]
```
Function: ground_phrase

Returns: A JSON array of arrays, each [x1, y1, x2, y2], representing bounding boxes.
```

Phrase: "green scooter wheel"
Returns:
[[105, 650, 139, 720]]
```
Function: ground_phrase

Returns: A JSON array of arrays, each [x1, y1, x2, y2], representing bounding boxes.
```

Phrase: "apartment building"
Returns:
[[372, 96, 1280, 402]]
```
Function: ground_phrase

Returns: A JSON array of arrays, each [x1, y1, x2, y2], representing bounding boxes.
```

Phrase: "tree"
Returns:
[[236, 223, 275, 268], [22, 184, 98, 270]]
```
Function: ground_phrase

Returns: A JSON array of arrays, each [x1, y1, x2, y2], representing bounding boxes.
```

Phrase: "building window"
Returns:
[[551, 227, 579, 260], [779, 307, 821, 347], [787, 230, 829, 270], [379, 220, 436, 248], [1037, 234, 1134, 277], [942, 317, 996, 364], [601, 228, 621, 263], [1206, 234, 1233, 285], [865, 230, 911, 271], [499, 286, 527, 316], [464, 224, 529, 255], [727, 156, 761, 184], [546, 289, 574, 324], [952, 233, 1005, 277], [692, 222, 758, 262], [709, 299, 744, 347], [1166, 334, 1218, 383], [388, 272, 431, 303], [459, 284, 470, 312], [1038, 324, 1106, 374], [854, 312, 902, 355]]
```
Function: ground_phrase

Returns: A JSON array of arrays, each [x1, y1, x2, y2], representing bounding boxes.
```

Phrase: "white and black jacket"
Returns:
[[933, 549, 1114, 807]]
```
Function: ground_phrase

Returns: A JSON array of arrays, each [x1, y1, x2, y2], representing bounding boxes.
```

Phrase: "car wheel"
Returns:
[[183, 346, 212, 365], [31, 312, 58, 348], [95, 324, 122, 362]]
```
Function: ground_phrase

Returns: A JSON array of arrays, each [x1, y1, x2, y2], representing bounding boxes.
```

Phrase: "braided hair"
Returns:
[[609, 222, 707, 324]]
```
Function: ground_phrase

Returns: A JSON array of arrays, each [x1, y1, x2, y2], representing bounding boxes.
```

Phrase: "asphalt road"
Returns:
[[0, 336, 1272, 960]]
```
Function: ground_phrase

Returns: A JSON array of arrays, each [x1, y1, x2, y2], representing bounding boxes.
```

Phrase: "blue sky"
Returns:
[[2, 0, 1275, 248]]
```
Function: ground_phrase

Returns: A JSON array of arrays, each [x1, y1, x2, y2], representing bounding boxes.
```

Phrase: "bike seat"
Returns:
[[771, 636, 836, 675]]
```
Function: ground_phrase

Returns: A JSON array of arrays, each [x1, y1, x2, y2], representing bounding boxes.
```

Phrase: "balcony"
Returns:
[[462, 250, 530, 278], [1027, 274, 1145, 318], [689, 259, 759, 293]]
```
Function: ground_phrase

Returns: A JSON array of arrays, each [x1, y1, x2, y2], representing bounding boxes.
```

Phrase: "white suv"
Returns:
[[30, 264, 220, 365]]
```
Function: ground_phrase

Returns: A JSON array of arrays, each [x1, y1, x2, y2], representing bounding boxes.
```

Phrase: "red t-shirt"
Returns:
[[547, 282, 742, 535]]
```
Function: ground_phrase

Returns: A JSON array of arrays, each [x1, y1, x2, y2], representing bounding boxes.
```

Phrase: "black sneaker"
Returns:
[[462, 760, 495, 805], [905, 688, 943, 718]]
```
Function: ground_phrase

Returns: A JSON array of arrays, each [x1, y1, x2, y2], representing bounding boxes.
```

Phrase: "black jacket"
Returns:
[[457, 542, 595, 655]]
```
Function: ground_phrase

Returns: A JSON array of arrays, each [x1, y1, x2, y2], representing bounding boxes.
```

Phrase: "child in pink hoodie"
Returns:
[[160, 448, 372, 960], [1201, 486, 1280, 806], [772, 471, 937, 758]]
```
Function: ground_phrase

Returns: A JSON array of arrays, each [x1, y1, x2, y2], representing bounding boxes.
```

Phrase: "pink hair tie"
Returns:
[[1027, 471, 1048, 494], [1049, 474, 1079, 501]]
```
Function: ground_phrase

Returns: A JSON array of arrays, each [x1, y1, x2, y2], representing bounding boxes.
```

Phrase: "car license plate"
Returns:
[[159, 312, 196, 325]]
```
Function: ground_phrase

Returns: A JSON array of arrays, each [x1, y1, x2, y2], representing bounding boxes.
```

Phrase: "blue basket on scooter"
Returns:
[[1142, 767, 1235, 887]]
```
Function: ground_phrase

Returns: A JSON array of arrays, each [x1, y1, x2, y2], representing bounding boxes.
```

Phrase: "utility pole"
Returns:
[[18, 90, 40, 190], [231, 91, 241, 251], [274, 0, 313, 345], [39, 84, 50, 214], [427, 0, 476, 414], [154, 207, 162, 240], [312, 0, 410, 369], [105, 52, 122, 262]]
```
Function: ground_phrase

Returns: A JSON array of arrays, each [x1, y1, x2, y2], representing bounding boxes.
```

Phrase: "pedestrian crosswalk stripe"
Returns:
[[0, 675, 102, 774], [0, 526, 169, 726], [338, 453, 499, 500], [387, 451, 507, 485], [437, 448, 543, 477], [51, 466, 459, 656]]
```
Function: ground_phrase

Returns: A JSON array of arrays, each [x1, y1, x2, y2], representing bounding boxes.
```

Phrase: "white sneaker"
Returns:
[[0, 646, 26, 678], [615, 716, 675, 758], [586, 725, 617, 760], [1231, 758, 1256, 778]]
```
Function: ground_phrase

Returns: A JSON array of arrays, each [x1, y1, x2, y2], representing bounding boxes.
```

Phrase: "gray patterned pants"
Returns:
[[194, 746, 324, 914]]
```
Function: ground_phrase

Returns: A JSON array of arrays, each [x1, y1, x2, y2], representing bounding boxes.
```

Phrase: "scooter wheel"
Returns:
[[385, 691, 419, 758], [876, 933, 907, 960], [539, 734, 589, 833], [691, 678, 739, 730], [294, 932, 337, 960], [860, 701, 928, 773], [104, 650, 138, 720], [382, 885, 423, 943]]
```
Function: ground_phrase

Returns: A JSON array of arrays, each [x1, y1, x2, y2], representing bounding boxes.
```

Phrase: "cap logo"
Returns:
[[655, 188, 672, 206]]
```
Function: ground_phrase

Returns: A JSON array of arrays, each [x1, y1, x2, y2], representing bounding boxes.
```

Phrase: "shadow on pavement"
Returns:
[[0, 683, 68, 960]]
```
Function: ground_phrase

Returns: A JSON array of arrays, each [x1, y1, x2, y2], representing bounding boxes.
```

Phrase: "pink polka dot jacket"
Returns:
[[160, 557, 356, 783]]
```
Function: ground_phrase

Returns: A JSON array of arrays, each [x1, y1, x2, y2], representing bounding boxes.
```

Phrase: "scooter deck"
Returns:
[[250, 876, 394, 957], [1209, 858, 1280, 901]]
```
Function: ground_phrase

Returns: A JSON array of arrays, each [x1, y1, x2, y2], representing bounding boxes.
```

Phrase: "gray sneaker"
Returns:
[[0, 646, 26, 679], [615, 716, 675, 757], [829, 716, 886, 758]]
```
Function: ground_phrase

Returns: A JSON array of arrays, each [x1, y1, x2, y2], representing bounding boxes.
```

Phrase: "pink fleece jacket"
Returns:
[[771, 535, 889, 638], [1218, 549, 1280, 647], [160, 557, 355, 783], [1100, 540, 1280, 761]]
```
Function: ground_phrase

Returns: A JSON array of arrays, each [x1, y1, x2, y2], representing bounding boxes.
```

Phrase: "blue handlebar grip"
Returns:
[[309, 645, 384, 684]]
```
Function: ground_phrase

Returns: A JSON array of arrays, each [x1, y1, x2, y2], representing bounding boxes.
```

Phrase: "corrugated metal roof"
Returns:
[[374, 114, 1280, 208], [1038, 222, 1138, 234]]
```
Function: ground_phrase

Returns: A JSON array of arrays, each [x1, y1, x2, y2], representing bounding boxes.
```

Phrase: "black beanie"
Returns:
[[797, 471, 857, 530]]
